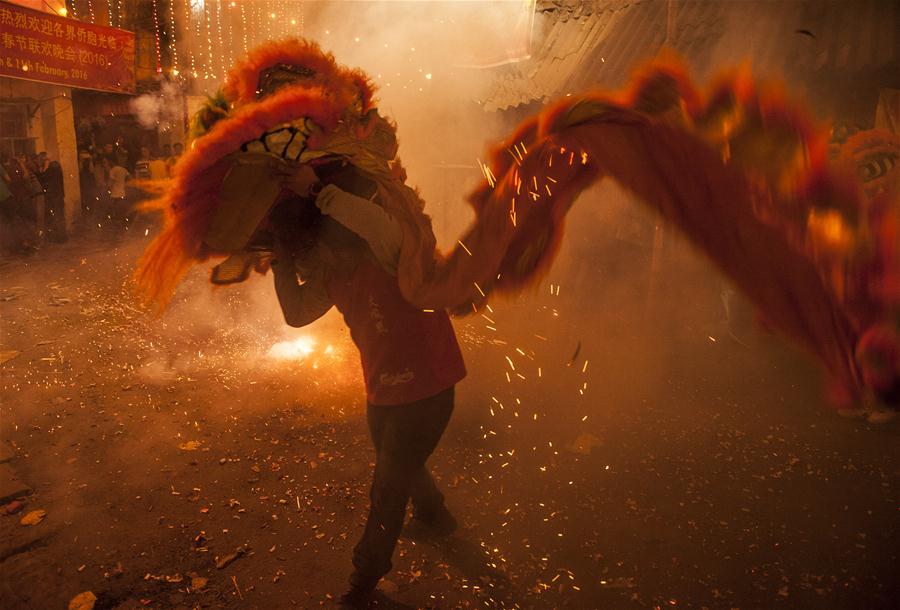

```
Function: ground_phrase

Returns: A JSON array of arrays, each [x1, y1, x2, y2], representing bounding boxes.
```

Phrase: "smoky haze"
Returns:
[[7, 4, 898, 608], [303, 0, 526, 249], [154, 0, 790, 433], [152, 0, 882, 452]]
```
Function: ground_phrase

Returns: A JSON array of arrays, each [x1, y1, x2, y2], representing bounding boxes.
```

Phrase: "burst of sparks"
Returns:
[[267, 336, 317, 360]]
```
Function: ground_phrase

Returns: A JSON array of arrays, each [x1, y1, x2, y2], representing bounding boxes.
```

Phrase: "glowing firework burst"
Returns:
[[267, 336, 318, 360], [266, 332, 346, 371]]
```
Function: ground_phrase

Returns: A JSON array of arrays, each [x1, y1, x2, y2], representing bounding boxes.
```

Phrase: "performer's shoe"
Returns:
[[413, 504, 458, 536], [337, 584, 375, 609], [337, 573, 378, 609]]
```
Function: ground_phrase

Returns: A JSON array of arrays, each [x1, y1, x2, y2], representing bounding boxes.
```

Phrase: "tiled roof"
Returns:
[[482, 0, 900, 112]]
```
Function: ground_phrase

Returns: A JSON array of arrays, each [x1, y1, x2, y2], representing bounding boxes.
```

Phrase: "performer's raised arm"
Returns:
[[313, 184, 403, 274], [278, 164, 403, 274]]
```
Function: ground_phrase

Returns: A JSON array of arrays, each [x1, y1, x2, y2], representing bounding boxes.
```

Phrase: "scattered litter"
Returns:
[[188, 572, 208, 591], [67, 591, 97, 610], [567, 341, 582, 366], [4, 499, 24, 515], [193, 532, 208, 550], [568, 433, 603, 456], [20, 509, 46, 526], [216, 545, 248, 569], [600, 576, 636, 588], [104, 562, 124, 579], [143, 572, 183, 583], [0, 350, 20, 366]]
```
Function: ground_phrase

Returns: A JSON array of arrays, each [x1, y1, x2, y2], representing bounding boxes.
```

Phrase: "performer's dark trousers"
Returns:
[[351, 386, 454, 584]]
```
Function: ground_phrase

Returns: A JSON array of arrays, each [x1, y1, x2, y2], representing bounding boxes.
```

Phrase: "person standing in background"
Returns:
[[101, 143, 116, 165], [18, 153, 44, 247], [94, 154, 109, 202], [166, 142, 184, 178], [0, 155, 14, 253], [36, 152, 67, 243], [46, 157, 67, 242], [0, 156, 11, 206], [134, 146, 152, 180], [34, 153, 48, 213], [78, 150, 97, 219], [148, 149, 168, 181], [5, 155, 31, 252], [107, 158, 130, 232]]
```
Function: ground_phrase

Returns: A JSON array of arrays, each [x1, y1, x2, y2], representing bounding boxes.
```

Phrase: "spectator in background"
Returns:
[[134, 146, 152, 180], [0, 155, 11, 205], [148, 148, 168, 181], [20, 153, 45, 246], [166, 142, 184, 178], [1, 154, 36, 254], [0, 155, 13, 253], [102, 143, 116, 165], [31, 151, 50, 237], [36, 151, 67, 243], [107, 157, 130, 231], [88, 154, 109, 232], [78, 150, 96, 219], [94, 153, 108, 199]]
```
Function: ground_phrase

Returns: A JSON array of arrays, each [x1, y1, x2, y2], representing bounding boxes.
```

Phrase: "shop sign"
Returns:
[[0, 1, 135, 93]]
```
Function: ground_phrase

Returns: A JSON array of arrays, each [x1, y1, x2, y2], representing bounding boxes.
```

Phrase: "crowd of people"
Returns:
[[0, 142, 183, 256], [0, 151, 67, 254], [78, 141, 183, 226]]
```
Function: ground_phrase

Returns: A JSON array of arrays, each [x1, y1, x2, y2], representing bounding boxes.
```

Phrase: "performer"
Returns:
[[270, 164, 465, 607]]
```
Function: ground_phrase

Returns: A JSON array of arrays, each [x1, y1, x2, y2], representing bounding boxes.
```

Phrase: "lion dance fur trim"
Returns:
[[135, 39, 379, 309]]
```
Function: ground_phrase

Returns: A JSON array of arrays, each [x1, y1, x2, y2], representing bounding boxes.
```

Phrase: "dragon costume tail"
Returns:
[[394, 58, 895, 408]]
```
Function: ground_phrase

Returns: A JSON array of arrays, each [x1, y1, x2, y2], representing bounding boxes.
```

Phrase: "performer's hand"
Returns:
[[277, 163, 320, 197]]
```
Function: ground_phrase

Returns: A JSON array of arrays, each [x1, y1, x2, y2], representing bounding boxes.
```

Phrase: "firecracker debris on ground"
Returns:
[[0, 228, 897, 609]]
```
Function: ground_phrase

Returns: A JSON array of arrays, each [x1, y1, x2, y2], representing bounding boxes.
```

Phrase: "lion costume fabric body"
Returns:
[[136, 39, 899, 411]]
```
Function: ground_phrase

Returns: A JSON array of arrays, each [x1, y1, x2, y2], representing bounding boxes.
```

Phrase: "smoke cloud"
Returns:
[[157, 2, 754, 436], [129, 79, 184, 131], [303, 1, 530, 247]]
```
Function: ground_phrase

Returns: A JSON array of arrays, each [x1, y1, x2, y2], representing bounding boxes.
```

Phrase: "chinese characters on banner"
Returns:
[[0, 0, 135, 93]]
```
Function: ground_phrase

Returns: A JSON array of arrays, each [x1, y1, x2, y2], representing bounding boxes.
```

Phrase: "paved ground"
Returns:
[[0, 225, 897, 609]]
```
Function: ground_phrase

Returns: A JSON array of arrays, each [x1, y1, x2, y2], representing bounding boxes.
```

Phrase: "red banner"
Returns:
[[0, 1, 135, 93]]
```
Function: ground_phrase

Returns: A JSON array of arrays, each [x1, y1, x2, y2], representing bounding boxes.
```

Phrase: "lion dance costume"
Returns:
[[136, 39, 899, 413]]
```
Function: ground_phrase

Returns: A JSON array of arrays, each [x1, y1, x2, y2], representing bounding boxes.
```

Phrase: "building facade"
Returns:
[[1, 0, 136, 230]]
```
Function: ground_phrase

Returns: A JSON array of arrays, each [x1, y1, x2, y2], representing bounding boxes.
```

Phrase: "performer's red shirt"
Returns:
[[326, 258, 466, 406]]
